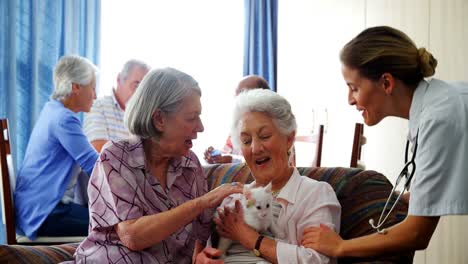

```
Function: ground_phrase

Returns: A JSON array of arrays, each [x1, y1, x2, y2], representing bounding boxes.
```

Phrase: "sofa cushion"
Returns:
[[0, 243, 78, 264], [297, 167, 408, 238], [205, 163, 254, 189]]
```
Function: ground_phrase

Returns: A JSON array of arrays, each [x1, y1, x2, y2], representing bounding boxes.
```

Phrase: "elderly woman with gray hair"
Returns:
[[73, 68, 242, 263], [196, 89, 341, 264], [14, 55, 99, 240]]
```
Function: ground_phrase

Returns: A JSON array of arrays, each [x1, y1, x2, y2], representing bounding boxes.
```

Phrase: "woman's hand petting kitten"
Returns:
[[214, 200, 259, 250]]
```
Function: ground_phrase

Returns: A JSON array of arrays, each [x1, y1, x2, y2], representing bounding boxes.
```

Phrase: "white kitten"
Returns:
[[217, 182, 285, 257]]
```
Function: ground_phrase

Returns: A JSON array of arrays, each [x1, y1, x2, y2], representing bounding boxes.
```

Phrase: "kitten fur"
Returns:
[[217, 182, 285, 258]]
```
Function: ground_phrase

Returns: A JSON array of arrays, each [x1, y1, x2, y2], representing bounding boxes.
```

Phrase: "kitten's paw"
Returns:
[[270, 223, 285, 240], [274, 230, 286, 240]]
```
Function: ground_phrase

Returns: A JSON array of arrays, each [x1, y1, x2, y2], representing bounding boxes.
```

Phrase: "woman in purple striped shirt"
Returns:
[[72, 68, 242, 263]]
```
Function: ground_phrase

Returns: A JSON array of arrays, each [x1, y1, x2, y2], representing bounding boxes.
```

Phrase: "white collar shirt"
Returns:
[[408, 78, 468, 216]]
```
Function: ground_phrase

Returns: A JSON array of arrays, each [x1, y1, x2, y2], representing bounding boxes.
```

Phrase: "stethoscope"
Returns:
[[369, 131, 419, 234]]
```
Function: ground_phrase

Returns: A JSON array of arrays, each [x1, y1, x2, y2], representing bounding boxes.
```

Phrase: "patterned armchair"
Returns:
[[0, 163, 413, 264]]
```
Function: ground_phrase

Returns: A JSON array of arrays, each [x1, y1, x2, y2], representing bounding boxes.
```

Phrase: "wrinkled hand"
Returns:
[[301, 224, 344, 257], [204, 147, 216, 164], [199, 183, 243, 209], [217, 155, 233, 164], [214, 200, 257, 249], [204, 147, 233, 164], [193, 242, 224, 264]]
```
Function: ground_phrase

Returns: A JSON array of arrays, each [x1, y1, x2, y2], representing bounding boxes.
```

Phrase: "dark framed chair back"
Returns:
[[350, 123, 365, 168], [0, 119, 17, 244]]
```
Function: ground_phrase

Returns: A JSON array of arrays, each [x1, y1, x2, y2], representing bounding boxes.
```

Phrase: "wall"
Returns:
[[278, 0, 468, 263]]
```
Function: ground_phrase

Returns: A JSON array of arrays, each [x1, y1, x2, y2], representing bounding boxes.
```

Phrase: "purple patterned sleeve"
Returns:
[[88, 143, 146, 229], [77, 139, 214, 263], [192, 158, 212, 244]]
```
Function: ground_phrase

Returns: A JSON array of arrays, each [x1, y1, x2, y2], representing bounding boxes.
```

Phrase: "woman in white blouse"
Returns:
[[195, 89, 341, 264]]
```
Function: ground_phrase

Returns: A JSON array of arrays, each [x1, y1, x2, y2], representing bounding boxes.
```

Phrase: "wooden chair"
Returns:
[[0, 118, 86, 245], [350, 123, 366, 169], [294, 124, 324, 167]]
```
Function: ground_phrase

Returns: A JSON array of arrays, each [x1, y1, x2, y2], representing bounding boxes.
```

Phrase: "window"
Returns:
[[101, 0, 244, 160], [278, 1, 364, 167]]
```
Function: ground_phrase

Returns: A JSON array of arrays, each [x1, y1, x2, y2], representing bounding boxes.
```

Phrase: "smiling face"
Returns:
[[342, 64, 389, 126], [239, 111, 294, 186], [156, 92, 204, 156]]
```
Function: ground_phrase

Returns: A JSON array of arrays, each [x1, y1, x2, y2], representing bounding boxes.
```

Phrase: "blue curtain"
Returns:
[[0, 0, 100, 172], [0, 0, 100, 244], [243, 0, 278, 91]]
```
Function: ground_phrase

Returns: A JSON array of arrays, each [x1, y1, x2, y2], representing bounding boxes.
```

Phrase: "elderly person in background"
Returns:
[[204, 75, 270, 164], [196, 89, 341, 263], [73, 68, 243, 263], [14, 55, 99, 240], [84, 59, 150, 152]]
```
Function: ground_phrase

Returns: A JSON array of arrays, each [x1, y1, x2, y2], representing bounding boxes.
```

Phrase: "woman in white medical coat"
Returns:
[[301, 25, 468, 258]]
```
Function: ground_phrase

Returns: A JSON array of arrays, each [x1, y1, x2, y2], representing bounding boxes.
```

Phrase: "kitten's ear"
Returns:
[[243, 182, 254, 193], [264, 182, 272, 193], [244, 183, 253, 199], [244, 190, 252, 200]]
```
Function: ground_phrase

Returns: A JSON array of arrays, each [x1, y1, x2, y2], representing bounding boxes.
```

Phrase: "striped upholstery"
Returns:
[[0, 243, 78, 263], [0, 164, 413, 263], [205, 163, 414, 264]]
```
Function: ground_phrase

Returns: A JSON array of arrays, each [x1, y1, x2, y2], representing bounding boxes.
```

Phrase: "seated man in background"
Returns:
[[204, 74, 270, 164], [84, 59, 150, 152], [14, 55, 99, 240]]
